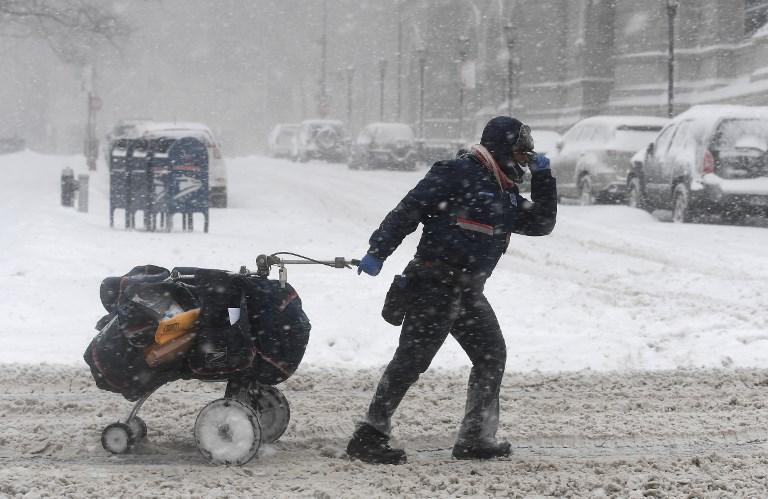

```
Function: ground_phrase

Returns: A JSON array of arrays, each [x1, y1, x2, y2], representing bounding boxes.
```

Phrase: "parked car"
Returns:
[[552, 115, 669, 204], [0, 135, 25, 154], [531, 129, 562, 156], [138, 122, 228, 208], [295, 119, 349, 163], [267, 124, 299, 159], [349, 122, 418, 170], [627, 105, 768, 223], [418, 118, 465, 165]]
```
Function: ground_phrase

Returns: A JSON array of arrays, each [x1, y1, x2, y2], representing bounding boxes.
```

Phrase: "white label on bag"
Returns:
[[227, 308, 241, 325]]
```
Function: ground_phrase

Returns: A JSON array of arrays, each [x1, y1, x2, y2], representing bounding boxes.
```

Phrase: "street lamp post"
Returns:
[[318, 0, 329, 117], [503, 22, 515, 116], [346, 65, 355, 130], [457, 35, 470, 140], [379, 58, 388, 121], [396, 0, 403, 121], [86, 92, 100, 171], [417, 47, 427, 139], [666, 0, 679, 118]]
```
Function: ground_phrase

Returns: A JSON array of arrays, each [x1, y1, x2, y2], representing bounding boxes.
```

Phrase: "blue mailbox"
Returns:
[[165, 136, 209, 233], [108, 136, 209, 233], [108, 139, 130, 228]]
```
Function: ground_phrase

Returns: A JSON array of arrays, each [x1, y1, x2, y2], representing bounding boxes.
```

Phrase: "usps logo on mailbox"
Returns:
[[168, 137, 209, 209]]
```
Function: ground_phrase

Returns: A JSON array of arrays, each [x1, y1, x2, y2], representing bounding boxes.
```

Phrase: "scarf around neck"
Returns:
[[469, 144, 516, 191]]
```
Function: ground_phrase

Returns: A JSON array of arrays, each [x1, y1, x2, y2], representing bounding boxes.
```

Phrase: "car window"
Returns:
[[613, 125, 665, 152], [592, 125, 612, 143], [372, 125, 414, 143], [668, 121, 693, 152], [712, 118, 768, 151], [664, 121, 700, 168], [563, 125, 591, 150], [653, 124, 677, 157], [276, 129, 295, 147], [357, 129, 373, 145], [423, 120, 458, 139], [562, 125, 583, 144], [584, 127, 598, 146]]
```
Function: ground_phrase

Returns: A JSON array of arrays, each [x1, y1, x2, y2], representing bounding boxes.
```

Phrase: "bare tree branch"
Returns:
[[0, 0, 131, 64]]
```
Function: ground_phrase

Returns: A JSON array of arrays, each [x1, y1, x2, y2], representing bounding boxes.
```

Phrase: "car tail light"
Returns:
[[701, 150, 714, 174]]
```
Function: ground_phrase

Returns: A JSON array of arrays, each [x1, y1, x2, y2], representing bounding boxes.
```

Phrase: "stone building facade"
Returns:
[[400, 0, 768, 139]]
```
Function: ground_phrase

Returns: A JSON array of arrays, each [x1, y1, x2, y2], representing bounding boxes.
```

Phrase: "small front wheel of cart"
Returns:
[[102, 422, 133, 454], [128, 416, 147, 442], [194, 398, 262, 466], [250, 385, 291, 443]]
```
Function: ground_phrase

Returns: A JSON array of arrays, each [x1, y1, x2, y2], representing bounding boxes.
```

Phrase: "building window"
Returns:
[[746, 0, 768, 36]]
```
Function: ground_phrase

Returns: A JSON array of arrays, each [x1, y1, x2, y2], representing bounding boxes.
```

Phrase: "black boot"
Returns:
[[346, 424, 407, 465], [452, 439, 512, 460]]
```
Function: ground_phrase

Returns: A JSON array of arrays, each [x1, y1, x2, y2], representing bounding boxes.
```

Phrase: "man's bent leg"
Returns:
[[365, 287, 458, 434], [450, 292, 508, 456]]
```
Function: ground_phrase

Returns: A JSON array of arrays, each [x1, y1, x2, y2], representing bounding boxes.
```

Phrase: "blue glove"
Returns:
[[530, 153, 550, 172], [357, 254, 383, 276]]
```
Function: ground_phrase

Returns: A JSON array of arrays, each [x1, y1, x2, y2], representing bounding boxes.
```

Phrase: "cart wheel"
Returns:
[[194, 398, 261, 466], [128, 416, 147, 442], [102, 422, 133, 454], [250, 385, 291, 443]]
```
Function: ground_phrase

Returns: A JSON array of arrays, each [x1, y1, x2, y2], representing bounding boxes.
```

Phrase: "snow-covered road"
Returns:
[[0, 364, 767, 497], [1, 151, 767, 371]]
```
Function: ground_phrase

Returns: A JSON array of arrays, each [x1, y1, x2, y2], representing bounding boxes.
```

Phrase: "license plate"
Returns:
[[749, 197, 768, 206]]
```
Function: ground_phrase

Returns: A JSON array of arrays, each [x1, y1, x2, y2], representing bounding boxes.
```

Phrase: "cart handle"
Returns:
[[255, 253, 360, 286]]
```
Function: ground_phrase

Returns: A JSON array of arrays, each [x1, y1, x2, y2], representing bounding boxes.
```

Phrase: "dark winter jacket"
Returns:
[[367, 155, 557, 279]]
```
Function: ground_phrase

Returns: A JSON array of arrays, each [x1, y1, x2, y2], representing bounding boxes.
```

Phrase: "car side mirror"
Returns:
[[555, 140, 564, 153], [646, 142, 654, 156]]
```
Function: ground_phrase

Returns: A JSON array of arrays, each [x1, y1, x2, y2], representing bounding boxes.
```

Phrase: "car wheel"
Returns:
[[210, 188, 227, 208], [578, 176, 594, 206], [672, 183, 691, 223], [627, 177, 645, 210]]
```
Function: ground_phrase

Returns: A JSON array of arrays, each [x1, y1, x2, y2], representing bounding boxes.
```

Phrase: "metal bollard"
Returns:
[[77, 174, 89, 213], [61, 167, 75, 207]]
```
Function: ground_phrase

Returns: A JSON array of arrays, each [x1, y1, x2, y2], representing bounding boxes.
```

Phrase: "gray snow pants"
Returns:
[[364, 274, 507, 444]]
